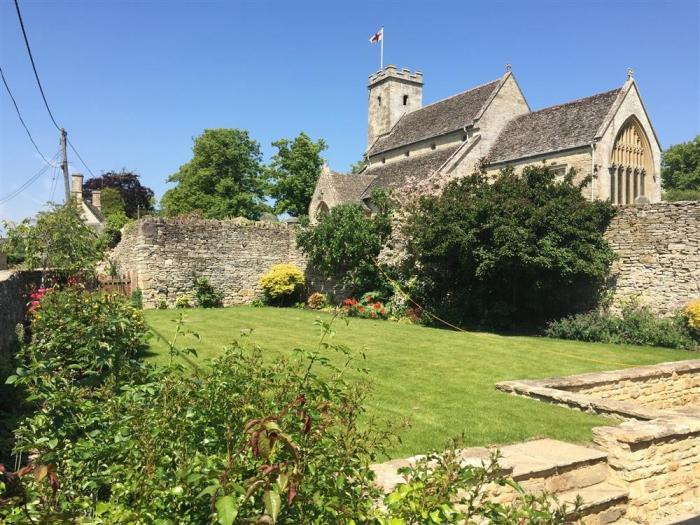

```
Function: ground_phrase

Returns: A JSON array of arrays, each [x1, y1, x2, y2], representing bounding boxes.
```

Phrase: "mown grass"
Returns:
[[144, 306, 693, 458]]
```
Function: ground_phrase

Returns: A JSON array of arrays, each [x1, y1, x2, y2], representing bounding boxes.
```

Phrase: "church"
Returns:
[[309, 65, 661, 218]]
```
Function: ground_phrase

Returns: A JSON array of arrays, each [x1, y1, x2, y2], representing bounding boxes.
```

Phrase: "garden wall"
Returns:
[[0, 270, 41, 357], [109, 217, 345, 308], [604, 201, 700, 315]]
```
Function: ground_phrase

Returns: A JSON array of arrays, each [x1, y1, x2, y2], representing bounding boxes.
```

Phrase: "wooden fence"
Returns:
[[97, 274, 133, 296]]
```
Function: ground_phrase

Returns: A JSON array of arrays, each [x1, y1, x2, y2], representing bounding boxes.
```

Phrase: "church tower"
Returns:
[[367, 65, 423, 149]]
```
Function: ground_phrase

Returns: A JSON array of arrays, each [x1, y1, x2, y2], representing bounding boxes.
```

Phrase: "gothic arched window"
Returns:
[[609, 117, 653, 205]]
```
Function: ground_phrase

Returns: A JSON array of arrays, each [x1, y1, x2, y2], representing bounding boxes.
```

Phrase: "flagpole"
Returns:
[[380, 27, 384, 69]]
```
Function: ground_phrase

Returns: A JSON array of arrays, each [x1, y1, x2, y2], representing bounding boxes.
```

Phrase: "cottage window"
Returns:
[[431, 143, 436, 150], [377, 96, 382, 106], [403, 95, 408, 106], [382, 157, 386, 164], [405, 151, 410, 157]]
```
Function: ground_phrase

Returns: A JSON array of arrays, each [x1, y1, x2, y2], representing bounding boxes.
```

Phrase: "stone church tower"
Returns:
[[367, 65, 423, 148]]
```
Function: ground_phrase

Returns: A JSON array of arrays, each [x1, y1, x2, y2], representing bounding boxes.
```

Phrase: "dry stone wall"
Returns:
[[605, 201, 700, 315], [110, 217, 345, 309]]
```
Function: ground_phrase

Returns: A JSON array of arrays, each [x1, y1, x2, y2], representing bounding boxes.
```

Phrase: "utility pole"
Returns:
[[59, 127, 70, 202]]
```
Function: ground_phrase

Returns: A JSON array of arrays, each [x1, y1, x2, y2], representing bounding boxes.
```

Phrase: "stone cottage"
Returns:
[[309, 65, 661, 218]]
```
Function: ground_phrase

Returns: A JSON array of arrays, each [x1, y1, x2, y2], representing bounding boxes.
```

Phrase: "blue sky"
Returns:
[[1, 0, 698, 223]]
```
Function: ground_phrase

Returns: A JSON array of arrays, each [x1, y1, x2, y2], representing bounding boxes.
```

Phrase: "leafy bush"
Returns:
[[404, 165, 616, 328], [259, 263, 305, 305], [175, 293, 195, 308], [545, 303, 698, 350], [343, 291, 390, 320], [2, 201, 104, 279], [9, 287, 149, 390], [129, 288, 143, 309], [684, 299, 700, 337], [297, 189, 393, 291], [2, 289, 571, 524], [193, 276, 224, 308], [306, 292, 327, 309]]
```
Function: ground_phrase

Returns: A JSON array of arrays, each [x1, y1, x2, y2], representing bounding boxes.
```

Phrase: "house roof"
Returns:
[[321, 172, 378, 204], [360, 145, 460, 199], [84, 200, 105, 223], [488, 88, 621, 164], [367, 78, 503, 156]]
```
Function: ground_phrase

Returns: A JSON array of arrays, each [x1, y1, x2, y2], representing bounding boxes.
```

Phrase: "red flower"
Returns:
[[358, 306, 365, 313], [380, 309, 386, 316]]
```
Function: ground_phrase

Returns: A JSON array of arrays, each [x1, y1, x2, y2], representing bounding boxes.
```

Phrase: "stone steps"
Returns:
[[371, 438, 631, 524]]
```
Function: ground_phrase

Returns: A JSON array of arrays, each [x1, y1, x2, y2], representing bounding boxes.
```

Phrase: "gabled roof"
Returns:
[[319, 171, 378, 204], [488, 88, 621, 164], [367, 77, 503, 156], [360, 145, 460, 199]]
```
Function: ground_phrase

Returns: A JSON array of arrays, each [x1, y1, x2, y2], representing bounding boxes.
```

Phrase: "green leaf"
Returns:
[[263, 489, 282, 523], [5, 375, 17, 385], [215, 495, 238, 525]]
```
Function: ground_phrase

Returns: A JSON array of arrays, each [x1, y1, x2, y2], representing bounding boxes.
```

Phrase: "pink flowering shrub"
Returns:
[[27, 286, 51, 315]]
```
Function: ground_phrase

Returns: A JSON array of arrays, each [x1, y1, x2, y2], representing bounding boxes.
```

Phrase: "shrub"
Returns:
[[404, 165, 616, 328], [297, 189, 393, 291], [342, 291, 390, 320], [2, 290, 570, 524], [684, 299, 700, 336], [130, 288, 143, 309], [306, 292, 327, 309], [258, 263, 305, 305], [175, 293, 194, 308], [2, 202, 104, 279], [192, 276, 224, 308], [545, 303, 698, 350]]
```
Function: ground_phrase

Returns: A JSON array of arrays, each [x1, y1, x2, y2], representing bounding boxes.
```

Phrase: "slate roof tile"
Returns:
[[488, 88, 621, 164]]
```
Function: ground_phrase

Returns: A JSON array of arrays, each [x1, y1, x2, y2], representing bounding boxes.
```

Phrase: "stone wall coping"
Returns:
[[499, 359, 700, 391], [593, 414, 700, 445], [136, 216, 296, 230], [496, 359, 700, 421], [496, 380, 661, 420]]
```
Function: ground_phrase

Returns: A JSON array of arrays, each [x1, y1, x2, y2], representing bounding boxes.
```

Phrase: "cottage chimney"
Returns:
[[71, 173, 84, 201], [92, 190, 101, 210]]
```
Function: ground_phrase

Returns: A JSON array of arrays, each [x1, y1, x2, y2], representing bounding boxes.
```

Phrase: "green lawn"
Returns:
[[144, 307, 692, 458]]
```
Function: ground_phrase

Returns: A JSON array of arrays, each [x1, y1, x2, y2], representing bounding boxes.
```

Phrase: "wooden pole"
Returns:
[[60, 127, 70, 202]]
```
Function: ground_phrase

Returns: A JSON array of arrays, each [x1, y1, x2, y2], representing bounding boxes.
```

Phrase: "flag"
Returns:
[[369, 27, 383, 44]]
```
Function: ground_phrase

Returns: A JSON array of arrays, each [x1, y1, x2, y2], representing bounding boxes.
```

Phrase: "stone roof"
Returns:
[[84, 200, 105, 223], [361, 146, 460, 199], [324, 172, 378, 203], [367, 78, 502, 156], [488, 88, 621, 164]]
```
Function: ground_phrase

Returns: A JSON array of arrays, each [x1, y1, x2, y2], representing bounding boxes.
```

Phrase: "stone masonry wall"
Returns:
[[110, 217, 344, 309], [570, 372, 700, 410], [0, 270, 41, 358], [593, 419, 700, 522], [604, 201, 700, 315]]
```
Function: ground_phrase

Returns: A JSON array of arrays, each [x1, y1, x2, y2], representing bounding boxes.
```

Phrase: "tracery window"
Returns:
[[609, 117, 652, 205]]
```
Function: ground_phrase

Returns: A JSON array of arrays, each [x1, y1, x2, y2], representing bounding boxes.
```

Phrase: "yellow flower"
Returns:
[[685, 299, 700, 332]]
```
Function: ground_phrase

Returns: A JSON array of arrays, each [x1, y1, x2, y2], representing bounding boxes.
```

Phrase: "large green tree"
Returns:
[[267, 132, 327, 217], [661, 135, 700, 201], [404, 165, 617, 327], [161, 129, 270, 219]]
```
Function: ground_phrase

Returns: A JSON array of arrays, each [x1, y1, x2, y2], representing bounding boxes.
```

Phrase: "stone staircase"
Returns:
[[496, 440, 628, 524], [372, 438, 630, 524]]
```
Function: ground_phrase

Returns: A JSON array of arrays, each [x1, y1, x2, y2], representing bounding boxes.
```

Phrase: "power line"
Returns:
[[0, 151, 60, 205], [67, 139, 96, 178], [0, 65, 52, 165], [13, 0, 61, 131]]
